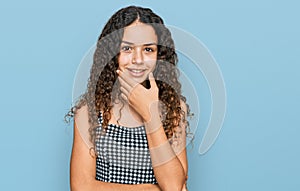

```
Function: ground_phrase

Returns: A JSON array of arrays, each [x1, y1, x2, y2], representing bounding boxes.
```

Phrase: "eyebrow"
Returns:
[[121, 41, 157, 46]]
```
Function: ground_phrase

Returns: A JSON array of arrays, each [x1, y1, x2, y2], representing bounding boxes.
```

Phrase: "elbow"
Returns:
[[162, 185, 185, 191], [160, 177, 186, 191], [159, 165, 186, 191]]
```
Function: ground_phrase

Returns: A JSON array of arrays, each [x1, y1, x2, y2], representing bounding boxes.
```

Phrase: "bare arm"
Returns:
[[145, 101, 188, 191], [70, 105, 162, 191], [117, 71, 189, 191]]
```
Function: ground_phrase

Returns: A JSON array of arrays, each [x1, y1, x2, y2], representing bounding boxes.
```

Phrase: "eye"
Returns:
[[144, 47, 154, 52], [121, 46, 132, 52]]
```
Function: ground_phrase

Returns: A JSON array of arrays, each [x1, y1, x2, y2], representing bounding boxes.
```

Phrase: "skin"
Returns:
[[118, 21, 158, 84], [116, 21, 158, 126], [70, 21, 188, 191]]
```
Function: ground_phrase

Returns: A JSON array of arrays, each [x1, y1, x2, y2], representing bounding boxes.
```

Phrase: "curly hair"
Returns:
[[65, 5, 191, 154]]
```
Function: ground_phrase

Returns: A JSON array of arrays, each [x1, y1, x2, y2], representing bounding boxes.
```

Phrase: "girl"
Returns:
[[67, 6, 190, 191]]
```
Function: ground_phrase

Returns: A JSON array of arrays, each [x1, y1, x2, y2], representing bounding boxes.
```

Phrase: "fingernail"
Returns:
[[116, 70, 120, 74]]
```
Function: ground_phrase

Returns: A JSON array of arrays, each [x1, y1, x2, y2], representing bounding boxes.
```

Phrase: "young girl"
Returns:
[[67, 6, 190, 191]]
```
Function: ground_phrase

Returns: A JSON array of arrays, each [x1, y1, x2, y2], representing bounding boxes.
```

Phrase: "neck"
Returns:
[[111, 99, 144, 126]]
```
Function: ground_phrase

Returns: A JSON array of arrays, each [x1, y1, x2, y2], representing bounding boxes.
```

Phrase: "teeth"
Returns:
[[130, 69, 143, 73]]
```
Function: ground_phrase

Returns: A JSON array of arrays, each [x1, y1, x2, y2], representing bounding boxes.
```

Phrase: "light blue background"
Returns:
[[1, 0, 299, 190]]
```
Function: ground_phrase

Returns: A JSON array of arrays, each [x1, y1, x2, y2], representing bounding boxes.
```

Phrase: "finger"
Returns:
[[120, 93, 128, 102], [117, 69, 138, 88], [118, 76, 133, 93], [149, 72, 158, 89], [120, 86, 130, 97]]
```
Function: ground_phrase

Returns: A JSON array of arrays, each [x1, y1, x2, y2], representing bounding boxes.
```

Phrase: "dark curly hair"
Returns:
[[65, 5, 191, 154]]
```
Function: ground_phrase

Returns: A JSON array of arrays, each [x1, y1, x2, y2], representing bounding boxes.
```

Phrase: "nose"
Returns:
[[132, 47, 143, 64]]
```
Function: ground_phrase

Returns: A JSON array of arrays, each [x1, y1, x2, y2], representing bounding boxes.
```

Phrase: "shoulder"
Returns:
[[73, 104, 94, 148], [73, 103, 90, 129], [74, 104, 89, 121]]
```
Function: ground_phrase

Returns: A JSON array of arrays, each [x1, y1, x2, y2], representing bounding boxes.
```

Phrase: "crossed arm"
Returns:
[[70, 113, 161, 191], [70, 72, 188, 191], [70, 104, 188, 191]]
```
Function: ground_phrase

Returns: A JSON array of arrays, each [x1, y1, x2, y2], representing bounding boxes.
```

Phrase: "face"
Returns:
[[118, 21, 158, 83]]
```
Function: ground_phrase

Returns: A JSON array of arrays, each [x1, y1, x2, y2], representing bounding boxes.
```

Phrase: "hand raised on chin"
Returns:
[[117, 69, 160, 123]]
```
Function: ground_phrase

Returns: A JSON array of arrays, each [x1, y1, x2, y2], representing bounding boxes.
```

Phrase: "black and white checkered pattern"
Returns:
[[95, 112, 158, 184]]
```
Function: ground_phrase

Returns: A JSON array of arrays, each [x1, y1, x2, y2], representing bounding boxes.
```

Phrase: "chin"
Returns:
[[133, 75, 148, 84], [133, 78, 146, 84]]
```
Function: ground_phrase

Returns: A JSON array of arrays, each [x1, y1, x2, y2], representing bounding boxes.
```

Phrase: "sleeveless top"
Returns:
[[95, 112, 158, 184]]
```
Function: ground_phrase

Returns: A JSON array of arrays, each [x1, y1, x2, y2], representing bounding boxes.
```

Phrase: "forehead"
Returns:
[[122, 22, 157, 45]]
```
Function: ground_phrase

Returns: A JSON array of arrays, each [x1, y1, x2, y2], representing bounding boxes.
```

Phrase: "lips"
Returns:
[[127, 68, 146, 77]]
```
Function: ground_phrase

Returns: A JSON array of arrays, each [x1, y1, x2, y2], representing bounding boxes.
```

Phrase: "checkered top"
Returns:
[[95, 112, 158, 184]]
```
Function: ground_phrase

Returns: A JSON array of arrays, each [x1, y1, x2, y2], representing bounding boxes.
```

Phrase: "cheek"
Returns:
[[148, 61, 157, 72], [145, 54, 157, 71], [118, 54, 129, 69]]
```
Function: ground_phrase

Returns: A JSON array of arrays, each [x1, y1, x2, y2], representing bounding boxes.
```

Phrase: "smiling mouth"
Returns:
[[127, 68, 147, 77]]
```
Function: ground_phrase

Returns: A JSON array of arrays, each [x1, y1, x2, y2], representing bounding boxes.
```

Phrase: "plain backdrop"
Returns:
[[0, 0, 299, 190]]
